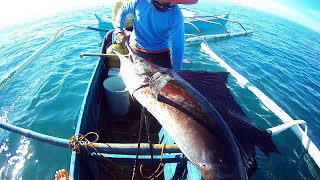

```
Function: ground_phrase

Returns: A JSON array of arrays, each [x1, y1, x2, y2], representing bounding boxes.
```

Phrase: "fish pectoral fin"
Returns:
[[130, 81, 149, 96], [149, 72, 173, 99]]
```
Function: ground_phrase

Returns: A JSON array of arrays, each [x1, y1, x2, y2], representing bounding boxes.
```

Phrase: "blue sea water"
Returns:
[[0, 0, 319, 179]]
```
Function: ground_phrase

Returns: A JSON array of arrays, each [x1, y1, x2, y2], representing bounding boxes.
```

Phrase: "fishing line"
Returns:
[[132, 107, 147, 180], [144, 112, 155, 160]]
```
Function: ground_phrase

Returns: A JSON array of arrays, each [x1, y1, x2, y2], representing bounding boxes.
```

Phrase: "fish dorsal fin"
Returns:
[[176, 70, 279, 176]]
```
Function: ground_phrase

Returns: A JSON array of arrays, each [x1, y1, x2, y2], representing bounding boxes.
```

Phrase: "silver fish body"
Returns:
[[117, 52, 247, 180]]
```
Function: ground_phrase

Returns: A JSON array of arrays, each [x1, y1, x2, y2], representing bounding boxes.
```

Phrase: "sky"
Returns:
[[0, 0, 107, 30], [0, 0, 320, 33], [224, 0, 320, 33]]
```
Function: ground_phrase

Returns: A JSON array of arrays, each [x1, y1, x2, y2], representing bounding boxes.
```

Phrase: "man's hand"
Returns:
[[116, 32, 127, 44], [123, 29, 131, 37]]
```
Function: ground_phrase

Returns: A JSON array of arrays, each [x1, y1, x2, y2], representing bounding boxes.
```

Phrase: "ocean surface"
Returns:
[[0, 0, 319, 179]]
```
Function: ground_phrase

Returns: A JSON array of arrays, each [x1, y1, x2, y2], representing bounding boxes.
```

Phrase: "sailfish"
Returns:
[[114, 50, 279, 179]]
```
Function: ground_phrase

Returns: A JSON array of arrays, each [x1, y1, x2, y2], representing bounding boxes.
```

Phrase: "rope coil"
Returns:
[[68, 132, 121, 179], [68, 132, 100, 153]]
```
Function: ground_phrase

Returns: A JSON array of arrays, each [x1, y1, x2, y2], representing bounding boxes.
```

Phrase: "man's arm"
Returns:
[[113, 0, 136, 36], [171, 9, 185, 70]]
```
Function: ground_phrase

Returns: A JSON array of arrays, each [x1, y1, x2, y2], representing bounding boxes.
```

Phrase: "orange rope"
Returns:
[[139, 144, 166, 179], [68, 132, 121, 168]]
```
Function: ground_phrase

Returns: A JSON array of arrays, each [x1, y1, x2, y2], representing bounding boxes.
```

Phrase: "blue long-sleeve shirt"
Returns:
[[113, 0, 184, 70]]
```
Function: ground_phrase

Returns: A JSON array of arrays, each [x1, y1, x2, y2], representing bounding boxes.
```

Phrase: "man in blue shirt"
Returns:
[[113, 0, 198, 70]]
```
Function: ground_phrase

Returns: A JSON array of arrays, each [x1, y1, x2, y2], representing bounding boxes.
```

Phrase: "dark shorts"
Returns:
[[131, 48, 172, 69]]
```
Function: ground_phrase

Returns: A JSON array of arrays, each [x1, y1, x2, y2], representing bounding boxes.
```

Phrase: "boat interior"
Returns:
[[72, 38, 193, 180]]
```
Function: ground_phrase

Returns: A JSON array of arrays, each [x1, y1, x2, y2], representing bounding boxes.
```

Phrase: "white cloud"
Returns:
[[224, 0, 320, 33]]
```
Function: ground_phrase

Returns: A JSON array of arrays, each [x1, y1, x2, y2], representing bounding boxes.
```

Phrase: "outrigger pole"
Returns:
[[201, 42, 320, 168], [0, 32, 64, 91], [0, 120, 180, 155], [183, 7, 250, 33], [182, 7, 253, 42], [80, 52, 129, 58], [185, 30, 253, 42], [0, 25, 112, 91]]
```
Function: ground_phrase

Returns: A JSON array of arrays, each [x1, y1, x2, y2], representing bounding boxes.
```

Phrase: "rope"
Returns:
[[98, 162, 119, 180], [68, 132, 122, 179], [144, 113, 154, 161], [132, 107, 147, 180], [139, 144, 166, 179], [68, 132, 99, 153]]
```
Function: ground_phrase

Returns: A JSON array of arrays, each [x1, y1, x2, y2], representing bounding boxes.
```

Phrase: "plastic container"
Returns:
[[108, 68, 120, 77], [103, 76, 129, 116]]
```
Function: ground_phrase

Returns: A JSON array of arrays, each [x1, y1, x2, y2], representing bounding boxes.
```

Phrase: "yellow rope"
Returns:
[[69, 133, 168, 179], [68, 132, 121, 168], [68, 132, 99, 153], [139, 144, 166, 179]]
